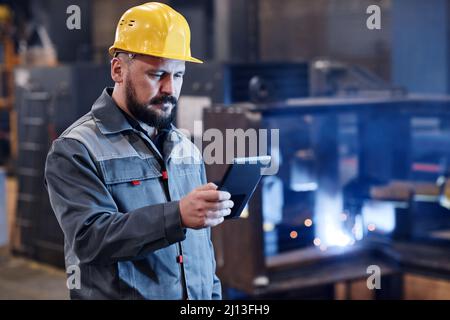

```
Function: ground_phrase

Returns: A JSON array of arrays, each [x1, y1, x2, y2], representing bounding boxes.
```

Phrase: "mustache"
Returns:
[[149, 95, 178, 107]]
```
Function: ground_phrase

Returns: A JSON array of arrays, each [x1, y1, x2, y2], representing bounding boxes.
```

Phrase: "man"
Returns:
[[45, 2, 233, 300]]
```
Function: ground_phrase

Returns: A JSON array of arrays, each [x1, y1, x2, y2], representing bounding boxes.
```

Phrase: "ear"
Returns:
[[111, 57, 124, 84]]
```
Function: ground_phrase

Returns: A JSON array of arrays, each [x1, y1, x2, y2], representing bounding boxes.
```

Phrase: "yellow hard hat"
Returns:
[[109, 2, 203, 63]]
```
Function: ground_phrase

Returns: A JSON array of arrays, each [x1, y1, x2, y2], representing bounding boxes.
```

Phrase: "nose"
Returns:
[[160, 75, 175, 96]]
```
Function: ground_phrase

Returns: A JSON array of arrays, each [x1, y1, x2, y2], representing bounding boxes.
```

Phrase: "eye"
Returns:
[[175, 73, 184, 79], [147, 72, 164, 79]]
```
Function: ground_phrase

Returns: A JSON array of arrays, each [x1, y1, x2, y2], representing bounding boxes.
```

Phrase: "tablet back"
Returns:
[[218, 156, 270, 219]]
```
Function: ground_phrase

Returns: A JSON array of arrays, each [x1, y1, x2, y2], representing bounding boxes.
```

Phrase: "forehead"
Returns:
[[133, 55, 186, 72]]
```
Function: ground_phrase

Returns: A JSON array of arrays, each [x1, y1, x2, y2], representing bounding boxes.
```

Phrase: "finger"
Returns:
[[214, 217, 225, 226], [198, 190, 230, 202], [223, 208, 231, 216], [205, 216, 225, 227], [217, 208, 231, 217], [206, 208, 231, 219], [205, 210, 223, 220], [215, 191, 231, 201], [208, 200, 234, 211], [196, 182, 218, 192]]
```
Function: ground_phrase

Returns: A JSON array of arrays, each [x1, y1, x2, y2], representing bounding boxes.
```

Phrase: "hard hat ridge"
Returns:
[[109, 2, 203, 63]]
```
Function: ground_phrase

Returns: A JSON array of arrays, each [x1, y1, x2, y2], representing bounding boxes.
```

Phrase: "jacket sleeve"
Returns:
[[201, 162, 222, 300], [45, 137, 186, 265]]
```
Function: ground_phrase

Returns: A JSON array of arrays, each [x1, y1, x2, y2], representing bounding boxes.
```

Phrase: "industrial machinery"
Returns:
[[309, 59, 406, 98], [177, 61, 309, 138], [203, 96, 450, 299]]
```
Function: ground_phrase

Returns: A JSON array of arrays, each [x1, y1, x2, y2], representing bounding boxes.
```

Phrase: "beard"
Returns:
[[125, 77, 177, 130]]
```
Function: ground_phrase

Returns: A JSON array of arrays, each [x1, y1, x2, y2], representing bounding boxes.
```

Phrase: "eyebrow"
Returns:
[[146, 68, 185, 74]]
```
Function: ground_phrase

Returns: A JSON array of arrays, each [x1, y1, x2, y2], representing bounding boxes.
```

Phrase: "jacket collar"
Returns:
[[92, 87, 134, 135], [91, 87, 183, 144]]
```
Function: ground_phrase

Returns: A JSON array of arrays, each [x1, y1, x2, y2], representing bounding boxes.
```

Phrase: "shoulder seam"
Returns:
[[60, 115, 95, 138]]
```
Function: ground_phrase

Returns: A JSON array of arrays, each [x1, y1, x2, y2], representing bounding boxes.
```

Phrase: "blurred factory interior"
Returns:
[[0, 0, 450, 300]]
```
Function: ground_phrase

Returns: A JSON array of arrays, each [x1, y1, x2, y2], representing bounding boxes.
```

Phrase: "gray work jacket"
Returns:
[[44, 88, 221, 299]]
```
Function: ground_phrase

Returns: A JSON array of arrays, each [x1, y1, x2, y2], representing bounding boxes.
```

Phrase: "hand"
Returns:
[[179, 182, 234, 228]]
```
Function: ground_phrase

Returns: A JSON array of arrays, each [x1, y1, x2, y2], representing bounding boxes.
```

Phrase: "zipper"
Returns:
[[160, 161, 188, 300], [177, 242, 188, 300], [137, 130, 189, 300]]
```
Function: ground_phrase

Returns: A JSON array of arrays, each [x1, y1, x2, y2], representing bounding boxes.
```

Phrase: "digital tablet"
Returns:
[[218, 156, 271, 219]]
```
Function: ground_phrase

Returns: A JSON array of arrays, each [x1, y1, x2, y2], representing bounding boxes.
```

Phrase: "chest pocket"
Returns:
[[99, 156, 165, 212], [173, 164, 199, 177], [168, 160, 203, 199]]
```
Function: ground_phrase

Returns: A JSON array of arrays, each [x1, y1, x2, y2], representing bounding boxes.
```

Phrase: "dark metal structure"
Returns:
[[13, 64, 111, 267], [183, 61, 310, 104]]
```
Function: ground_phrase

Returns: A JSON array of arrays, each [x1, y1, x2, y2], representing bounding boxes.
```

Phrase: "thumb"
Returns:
[[196, 182, 218, 191]]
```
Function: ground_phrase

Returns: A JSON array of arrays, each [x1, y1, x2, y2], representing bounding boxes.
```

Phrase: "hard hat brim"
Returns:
[[109, 46, 203, 64]]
